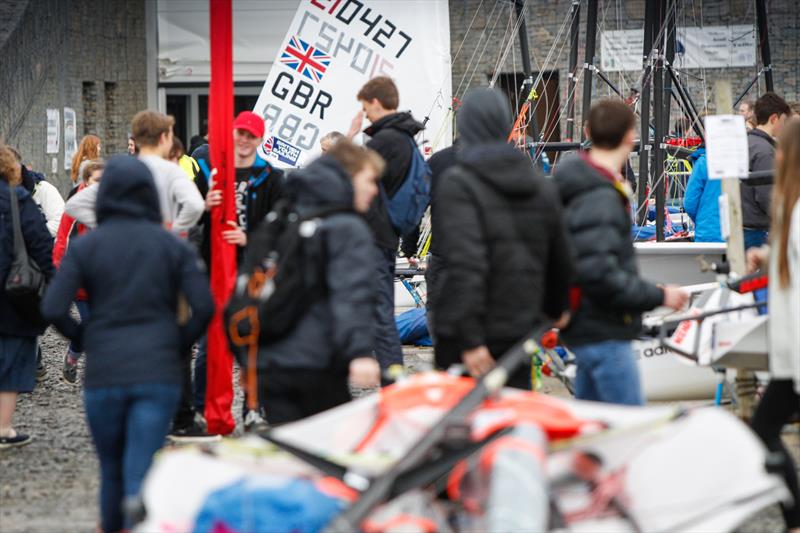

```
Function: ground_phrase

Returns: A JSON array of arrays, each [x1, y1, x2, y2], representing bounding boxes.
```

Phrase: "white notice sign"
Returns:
[[46, 109, 60, 154], [704, 115, 749, 180], [64, 107, 77, 170]]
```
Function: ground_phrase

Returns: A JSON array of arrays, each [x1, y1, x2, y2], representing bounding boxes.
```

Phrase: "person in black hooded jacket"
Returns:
[[432, 88, 573, 389], [41, 156, 214, 533], [350, 76, 425, 374], [553, 99, 688, 406], [256, 140, 382, 424]]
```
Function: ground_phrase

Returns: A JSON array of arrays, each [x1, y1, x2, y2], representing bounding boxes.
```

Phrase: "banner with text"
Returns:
[[254, 0, 451, 168], [600, 25, 756, 72]]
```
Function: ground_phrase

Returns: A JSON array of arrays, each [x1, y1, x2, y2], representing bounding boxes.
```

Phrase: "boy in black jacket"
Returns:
[[348, 77, 424, 373], [42, 156, 214, 532], [554, 100, 688, 405], [256, 141, 382, 424], [432, 88, 573, 389]]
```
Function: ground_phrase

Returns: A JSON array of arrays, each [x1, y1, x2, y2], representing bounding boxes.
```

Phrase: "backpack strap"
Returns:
[[197, 158, 212, 183]]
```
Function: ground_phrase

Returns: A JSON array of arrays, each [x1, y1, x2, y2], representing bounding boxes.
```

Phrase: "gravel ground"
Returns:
[[0, 329, 789, 532]]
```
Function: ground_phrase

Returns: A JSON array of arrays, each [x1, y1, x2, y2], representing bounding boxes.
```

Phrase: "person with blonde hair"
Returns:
[[747, 116, 800, 532], [70, 135, 102, 185], [0, 144, 54, 448]]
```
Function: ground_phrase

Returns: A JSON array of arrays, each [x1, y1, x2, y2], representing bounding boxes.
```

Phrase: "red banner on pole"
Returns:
[[205, 0, 236, 435]]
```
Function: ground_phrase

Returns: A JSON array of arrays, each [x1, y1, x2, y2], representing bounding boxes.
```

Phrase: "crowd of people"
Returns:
[[0, 75, 799, 532]]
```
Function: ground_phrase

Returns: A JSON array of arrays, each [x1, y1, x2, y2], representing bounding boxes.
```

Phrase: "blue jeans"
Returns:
[[744, 228, 769, 251], [571, 340, 643, 406], [84, 382, 181, 532], [743, 229, 769, 314], [373, 245, 403, 370], [68, 300, 90, 355]]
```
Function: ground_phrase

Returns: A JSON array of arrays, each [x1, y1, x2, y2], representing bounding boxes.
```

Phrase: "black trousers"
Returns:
[[258, 368, 351, 426], [751, 379, 800, 529], [172, 351, 196, 429]]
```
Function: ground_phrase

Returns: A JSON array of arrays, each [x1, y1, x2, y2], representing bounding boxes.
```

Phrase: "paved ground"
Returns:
[[0, 329, 789, 531]]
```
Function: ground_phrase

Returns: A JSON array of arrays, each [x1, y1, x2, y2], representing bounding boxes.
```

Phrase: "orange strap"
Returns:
[[227, 267, 274, 411]]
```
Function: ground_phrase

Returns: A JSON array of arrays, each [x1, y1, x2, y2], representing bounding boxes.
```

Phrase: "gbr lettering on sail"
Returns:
[[254, 0, 452, 168]]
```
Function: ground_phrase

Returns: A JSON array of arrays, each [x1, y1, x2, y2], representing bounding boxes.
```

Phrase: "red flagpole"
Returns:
[[205, 0, 236, 435]]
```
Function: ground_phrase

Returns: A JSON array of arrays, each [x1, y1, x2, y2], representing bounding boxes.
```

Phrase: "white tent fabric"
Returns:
[[157, 0, 300, 83]]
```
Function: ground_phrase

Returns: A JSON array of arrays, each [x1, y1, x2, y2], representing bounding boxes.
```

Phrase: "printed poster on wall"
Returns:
[[46, 109, 60, 154], [63, 107, 77, 170], [600, 25, 756, 72], [254, 0, 452, 168]]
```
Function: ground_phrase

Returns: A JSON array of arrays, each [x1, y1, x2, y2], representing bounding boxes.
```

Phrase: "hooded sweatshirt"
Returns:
[[257, 156, 375, 370], [432, 88, 573, 364], [41, 156, 214, 388], [363, 112, 425, 250]]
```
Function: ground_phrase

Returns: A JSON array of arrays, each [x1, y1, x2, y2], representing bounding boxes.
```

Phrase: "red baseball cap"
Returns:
[[233, 111, 265, 138]]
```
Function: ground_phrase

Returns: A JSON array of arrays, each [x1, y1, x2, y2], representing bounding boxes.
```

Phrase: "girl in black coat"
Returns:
[[0, 145, 54, 449]]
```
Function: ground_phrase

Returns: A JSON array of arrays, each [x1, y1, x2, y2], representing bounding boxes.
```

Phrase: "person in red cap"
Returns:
[[176, 111, 286, 438]]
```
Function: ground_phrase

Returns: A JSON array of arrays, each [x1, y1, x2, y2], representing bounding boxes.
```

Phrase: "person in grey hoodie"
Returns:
[[741, 92, 791, 250], [65, 111, 204, 235], [432, 88, 574, 389]]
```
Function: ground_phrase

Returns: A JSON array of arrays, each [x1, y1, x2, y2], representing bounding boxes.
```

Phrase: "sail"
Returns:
[[253, 0, 453, 168]]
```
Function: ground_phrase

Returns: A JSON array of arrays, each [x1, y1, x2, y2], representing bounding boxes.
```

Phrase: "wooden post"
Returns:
[[714, 79, 756, 419]]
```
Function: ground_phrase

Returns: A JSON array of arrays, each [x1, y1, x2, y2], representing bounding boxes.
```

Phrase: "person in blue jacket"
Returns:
[[683, 147, 724, 242], [41, 156, 214, 533]]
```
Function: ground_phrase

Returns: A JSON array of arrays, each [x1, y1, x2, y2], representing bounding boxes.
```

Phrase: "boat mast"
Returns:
[[637, 0, 657, 225], [514, 0, 539, 143], [565, 0, 581, 142], [755, 0, 774, 92], [580, 0, 598, 142]]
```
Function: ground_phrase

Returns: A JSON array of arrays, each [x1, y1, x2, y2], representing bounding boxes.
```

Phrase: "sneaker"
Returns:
[[168, 413, 221, 444], [36, 346, 46, 381], [0, 432, 33, 449], [243, 409, 269, 434], [62, 352, 79, 385]]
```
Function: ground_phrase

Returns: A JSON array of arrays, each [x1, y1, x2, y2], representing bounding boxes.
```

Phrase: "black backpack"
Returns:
[[224, 200, 350, 366], [4, 184, 46, 326]]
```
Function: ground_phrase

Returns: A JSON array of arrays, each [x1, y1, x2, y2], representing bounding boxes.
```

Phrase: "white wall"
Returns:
[[157, 0, 300, 83]]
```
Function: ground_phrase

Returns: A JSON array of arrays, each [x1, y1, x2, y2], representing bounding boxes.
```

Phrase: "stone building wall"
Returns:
[[0, 0, 147, 196], [449, 0, 799, 143]]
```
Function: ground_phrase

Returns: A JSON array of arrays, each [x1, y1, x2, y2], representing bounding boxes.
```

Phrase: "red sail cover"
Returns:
[[205, 0, 236, 435]]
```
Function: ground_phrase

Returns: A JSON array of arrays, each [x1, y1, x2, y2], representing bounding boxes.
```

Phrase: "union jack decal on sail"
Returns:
[[280, 36, 331, 83]]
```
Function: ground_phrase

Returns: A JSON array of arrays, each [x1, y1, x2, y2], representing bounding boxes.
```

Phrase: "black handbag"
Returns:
[[4, 183, 46, 325]]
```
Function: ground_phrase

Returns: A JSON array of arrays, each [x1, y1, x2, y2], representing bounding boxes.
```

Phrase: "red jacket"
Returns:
[[54, 184, 90, 301]]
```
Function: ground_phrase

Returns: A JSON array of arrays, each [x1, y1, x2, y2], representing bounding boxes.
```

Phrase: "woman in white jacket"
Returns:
[[748, 116, 800, 533]]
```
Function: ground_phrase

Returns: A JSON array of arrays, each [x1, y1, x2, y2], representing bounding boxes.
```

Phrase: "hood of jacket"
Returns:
[[457, 88, 514, 147], [554, 153, 618, 205], [454, 88, 539, 197], [96, 155, 161, 224], [688, 146, 706, 163], [0, 180, 32, 213], [457, 142, 541, 197], [21, 167, 45, 193], [364, 111, 424, 138], [748, 127, 776, 147], [286, 155, 354, 213]]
